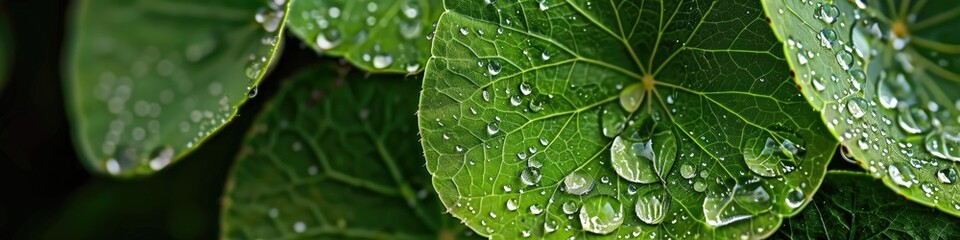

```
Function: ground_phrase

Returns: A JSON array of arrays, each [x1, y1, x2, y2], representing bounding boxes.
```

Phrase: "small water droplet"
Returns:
[[520, 167, 542, 186], [487, 122, 500, 135], [488, 60, 502, 76]]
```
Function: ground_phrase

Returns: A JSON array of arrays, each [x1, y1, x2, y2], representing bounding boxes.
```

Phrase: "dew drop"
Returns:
[[938, 168, 958, 184], [610, 136, 658, 183], [487, 122, 500, 135], [487, 60, 502, 76], [520, 167, 542, 186], [564, 170, 595, 195], [835, 51, 853, 70], [634, 188, 670, 225], [887, 163, 916, 188], [618, 83, 644, 113], [579, 195, 624, 234], [519, 82, 533, 95], [562, 201, 579, 215]]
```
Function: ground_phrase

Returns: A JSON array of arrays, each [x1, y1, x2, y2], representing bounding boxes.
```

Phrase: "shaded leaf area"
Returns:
[[774, 171, 960, 239], [0, 14, 9, 90], [286, 0, 442, 73], [222, 64, 476, 239], [66, 0, 289, 177], [420, 0, 836, 239], [764, 0, 960, 216]]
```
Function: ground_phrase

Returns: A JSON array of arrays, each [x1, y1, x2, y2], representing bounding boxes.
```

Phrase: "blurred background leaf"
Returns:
[[64, 0, 289, 177]]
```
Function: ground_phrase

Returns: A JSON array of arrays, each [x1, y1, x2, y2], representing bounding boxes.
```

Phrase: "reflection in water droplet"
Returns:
[[486, 122, 500, 135], [634, 188, 670, 225], [488, 60, 502, 76], [510, 95, 522, 106], [579, 195, 623, 234], [506, 198, 519, 211], [897, 107, 931, 134], [785, 187, 804, 209], [563, 201, 579, 215], [564, 170, 595, 195], [519, 82, 533, 95], [938, 168, 958, 184], [520, 167, 542, 186]]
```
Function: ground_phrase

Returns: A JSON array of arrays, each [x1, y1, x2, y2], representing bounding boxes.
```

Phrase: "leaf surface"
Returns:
[[419, 0, 837, 238], [764, 0, 960, 216], [286, 0, 443, 73], [222, 64, 474, 239], [0, 14, 10, 90], [774, 171, 960, 239], [66, 0, 289, 177]]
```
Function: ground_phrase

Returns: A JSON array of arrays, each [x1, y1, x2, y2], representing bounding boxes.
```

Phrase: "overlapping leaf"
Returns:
[[65, 0, 289, 177], [286, 0, 442, 73], [764, 0, 960, 216], [419, 0, 836, 238], [774, 171, 960, 239], [222, 64, 474, 239]]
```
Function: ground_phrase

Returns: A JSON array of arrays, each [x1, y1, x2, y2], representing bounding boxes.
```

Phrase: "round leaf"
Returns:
[[65, 0, 289, 177], [764, 0, 960, 216], [419, 0, 837, 238]]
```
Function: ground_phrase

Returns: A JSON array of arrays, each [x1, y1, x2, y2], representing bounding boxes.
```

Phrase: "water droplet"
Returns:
[[816, 4, 840, 24], [506, 198, 519, 211], [372, 54, 394, 69], [487, 122, 500, 135], [529, 99, 544, 112], [316, 29, 341, 50], [459, 27, 469, 36], [887, 163, 916, 187], [541, 50, 551, 61], [785, 187, 804, 209], [293, 221, 306, 233], [402, 0, 420, 18], [529, 204, 544, 215], [255, 8, 284, 33], [634, 188, 670, 225], [938, 168, 958, 184], [610, 136, 658, 183], [539, 137, 549, 146], [743, 137, 797, 177], [520, 167, 542, 186], [619, 83, 644, 113], [579, 195, 624, 234], [510, 95, 523, 106], [519, 82, 533, 95], [693, 181, 707, 192], [680, 164, 695, 179], [835, 51, 853, 70], [564, 171, 595, 195], [562, 201, 579, 215], [703, 179, 771, 227], [818, 28, 837, 48], [488, 60, 502, 76], [847, 97, 867, 119]]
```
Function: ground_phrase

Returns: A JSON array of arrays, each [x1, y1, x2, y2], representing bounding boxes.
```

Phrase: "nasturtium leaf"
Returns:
[[285, 0, 443, 74], [65, 0, 289, 177], [419, 0, 837, 238], [774, 171, 960, 239], [222, 64, 474, 239], [764, 0, 960, 216]]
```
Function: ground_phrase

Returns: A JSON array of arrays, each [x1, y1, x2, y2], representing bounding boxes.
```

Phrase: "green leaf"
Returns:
[[285, 0, 443, 73], [65, 0, 289, 177], [419, 0, 837, 238], [222, 64, 473, 239], [774, 171, 960, 239], [763, 0, 960, 216]]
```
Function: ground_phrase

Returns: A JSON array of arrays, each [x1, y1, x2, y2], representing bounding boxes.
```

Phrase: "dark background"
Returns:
[[0, 0, 861, 239], [0, 0, 325, 238]]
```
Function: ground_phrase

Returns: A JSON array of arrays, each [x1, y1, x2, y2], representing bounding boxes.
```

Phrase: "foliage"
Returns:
[[42, 0, 960, 239]]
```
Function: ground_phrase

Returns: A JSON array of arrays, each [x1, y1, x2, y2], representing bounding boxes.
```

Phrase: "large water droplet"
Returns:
[[743, 137, 796, 177], [816, 4, 840, 24], [634, 188, 670, 225], [610, 136, 658, 183], [619, 83, 644, 113], [784, 187, 804, 209], [520, 167, 542, 186], [579, 195, 624, 234], [488, 60, 502, 76], [564, 170, 595, 195]]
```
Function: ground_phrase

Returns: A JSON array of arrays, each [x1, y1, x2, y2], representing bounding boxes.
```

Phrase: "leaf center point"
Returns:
[[642, 74, 656, 92]]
